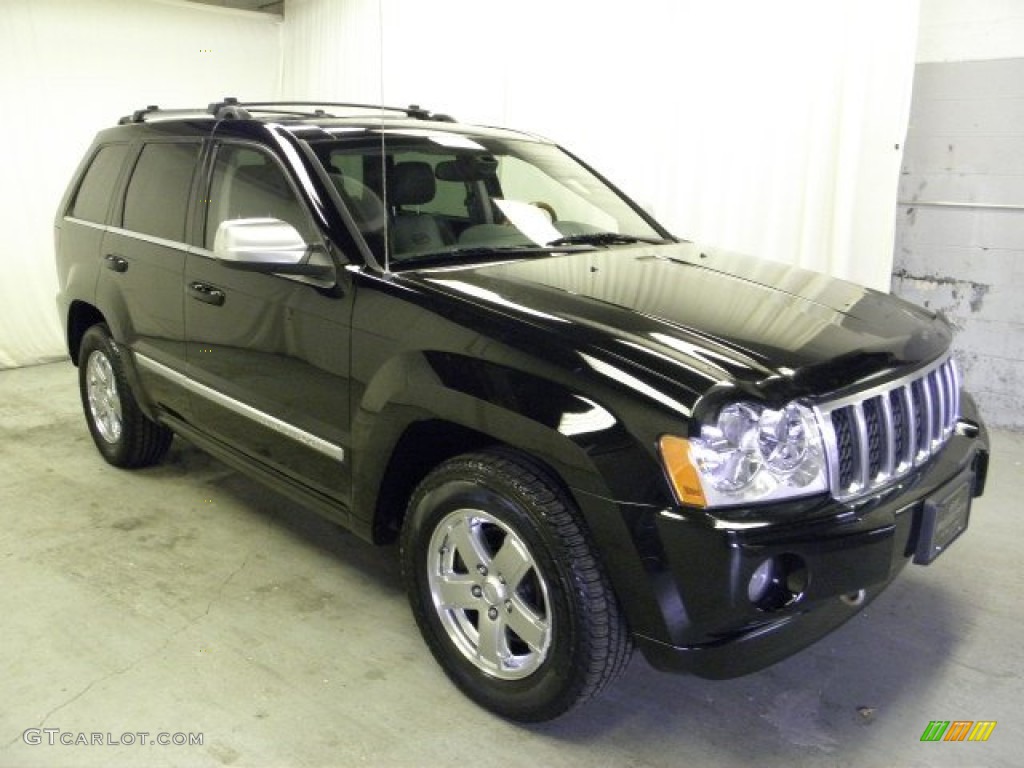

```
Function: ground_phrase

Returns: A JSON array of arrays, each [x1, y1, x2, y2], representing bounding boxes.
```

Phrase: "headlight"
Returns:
[[660, 401, 828, 508]]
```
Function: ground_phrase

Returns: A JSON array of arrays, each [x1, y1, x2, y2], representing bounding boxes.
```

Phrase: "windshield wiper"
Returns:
[[392, 244, 584, 269], [546, 232, 668, 247]]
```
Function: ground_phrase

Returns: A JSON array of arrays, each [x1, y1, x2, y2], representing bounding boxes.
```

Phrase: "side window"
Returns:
[[205, 145, 315, 250], [69, 144, 129, 224], [122, 142, 200, 241]]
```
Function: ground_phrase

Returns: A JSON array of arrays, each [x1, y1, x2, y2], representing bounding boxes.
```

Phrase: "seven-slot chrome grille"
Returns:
[[815, 355, 961, 501]]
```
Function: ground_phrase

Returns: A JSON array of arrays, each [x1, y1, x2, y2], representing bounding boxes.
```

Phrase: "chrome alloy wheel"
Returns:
[[427, 508, 552, 680], [85, 350, 123, 444]]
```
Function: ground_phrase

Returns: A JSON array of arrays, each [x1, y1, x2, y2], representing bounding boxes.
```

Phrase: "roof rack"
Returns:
[[119, 97, 455, 125], [117, 105, 213, 125]]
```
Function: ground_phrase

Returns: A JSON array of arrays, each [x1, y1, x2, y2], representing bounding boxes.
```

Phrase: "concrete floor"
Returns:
[[1, 361, 1021, 768]]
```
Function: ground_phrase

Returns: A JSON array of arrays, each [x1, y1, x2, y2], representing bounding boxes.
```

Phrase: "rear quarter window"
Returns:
[[68, 144, 130, 224]]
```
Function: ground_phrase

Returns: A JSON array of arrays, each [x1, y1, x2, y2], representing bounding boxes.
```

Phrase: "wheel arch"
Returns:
[[65, 301, 160, 424], [351, 350, 664, 542], [66, 301, 107, 365]]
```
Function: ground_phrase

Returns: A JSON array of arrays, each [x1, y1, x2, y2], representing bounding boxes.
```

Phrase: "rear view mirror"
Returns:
[[434, 154, 498, 182], [213, 218, 332, 278]]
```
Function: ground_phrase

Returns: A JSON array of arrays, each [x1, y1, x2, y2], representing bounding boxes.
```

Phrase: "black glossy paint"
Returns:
[[54, 110, 990, 679], [402, 243, 952, 405]]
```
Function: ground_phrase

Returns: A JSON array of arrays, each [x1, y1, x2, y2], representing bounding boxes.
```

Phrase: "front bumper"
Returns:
[[628, 396, 989, 679]]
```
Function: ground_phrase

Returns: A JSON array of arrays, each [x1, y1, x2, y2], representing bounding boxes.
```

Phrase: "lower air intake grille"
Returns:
[[817, 356, 961, 501]]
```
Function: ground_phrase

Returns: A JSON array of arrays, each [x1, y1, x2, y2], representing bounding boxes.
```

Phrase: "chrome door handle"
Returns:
[[188, 281, 226, 307], [104, 253, 128, 273]]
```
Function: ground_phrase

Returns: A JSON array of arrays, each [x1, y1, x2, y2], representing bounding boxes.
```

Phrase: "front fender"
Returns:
[[352, 350, 653, 514]]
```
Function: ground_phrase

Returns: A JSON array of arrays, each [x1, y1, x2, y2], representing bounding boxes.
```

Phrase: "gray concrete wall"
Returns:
[[893, 58, 1024, 430]]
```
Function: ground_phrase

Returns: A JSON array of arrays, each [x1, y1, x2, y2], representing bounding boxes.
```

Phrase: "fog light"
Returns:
[[747, 554, 808, 611], [840, 589, 866, 606], [748, 559, 775, 603]]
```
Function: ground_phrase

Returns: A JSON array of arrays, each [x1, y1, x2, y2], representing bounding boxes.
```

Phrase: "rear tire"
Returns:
[[401, 449, 631, 722], [78, 324, 172, 468]]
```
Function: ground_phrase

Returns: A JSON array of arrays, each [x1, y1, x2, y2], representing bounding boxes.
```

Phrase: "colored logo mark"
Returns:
[[920, 720, 997, 742]]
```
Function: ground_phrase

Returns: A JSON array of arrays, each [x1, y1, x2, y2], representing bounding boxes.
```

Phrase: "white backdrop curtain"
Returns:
[[283, 0, 919, 293], [0, 0, 282, 369]]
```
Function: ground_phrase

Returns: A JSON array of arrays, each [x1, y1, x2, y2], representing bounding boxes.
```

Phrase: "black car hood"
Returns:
[[413, 242, 951, 405]]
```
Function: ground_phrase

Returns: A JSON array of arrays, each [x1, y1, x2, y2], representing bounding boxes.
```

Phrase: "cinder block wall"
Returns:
[[892, 58, 1024, 430]]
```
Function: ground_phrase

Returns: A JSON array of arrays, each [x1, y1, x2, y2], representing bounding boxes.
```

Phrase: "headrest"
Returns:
[[388, 162, 435, 206]]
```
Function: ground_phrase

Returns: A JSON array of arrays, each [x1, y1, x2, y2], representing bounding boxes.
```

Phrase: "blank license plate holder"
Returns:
[[914, 472, 973, 565]]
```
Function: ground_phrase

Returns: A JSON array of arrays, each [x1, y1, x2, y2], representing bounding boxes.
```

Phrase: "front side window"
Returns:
[[204, 144, 315, 250], [69, 144, 129, 224], [122, 142, 200, 241]]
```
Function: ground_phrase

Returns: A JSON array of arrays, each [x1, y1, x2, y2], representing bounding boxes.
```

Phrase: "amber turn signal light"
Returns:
[[659, 435, 707, 507]]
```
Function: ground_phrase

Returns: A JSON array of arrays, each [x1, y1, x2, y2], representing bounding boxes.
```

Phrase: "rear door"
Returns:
[[58, 142, 131, 330], [96, 140, 202, 419], [183, 141, 355, 506]]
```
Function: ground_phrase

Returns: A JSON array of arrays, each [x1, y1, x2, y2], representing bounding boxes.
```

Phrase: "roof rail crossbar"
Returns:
[[207, 98, 456, 122], [117, 105, 214, 125], [119, 98, 456, 125]]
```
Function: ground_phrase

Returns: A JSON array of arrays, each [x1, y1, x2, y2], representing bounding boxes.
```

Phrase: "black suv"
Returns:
[[55, 98, 990, 722]]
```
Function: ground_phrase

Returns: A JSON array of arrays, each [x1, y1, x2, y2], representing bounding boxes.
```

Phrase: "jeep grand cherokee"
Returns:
[[54, 98, 990, 722]]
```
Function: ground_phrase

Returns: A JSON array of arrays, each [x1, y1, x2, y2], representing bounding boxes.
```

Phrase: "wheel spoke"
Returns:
[[505, 596, 549, 652], [435, 573, 480, 610], [446, 513, 493, 572], [491, 536, 533, 590], [476, 610, 509, 668]]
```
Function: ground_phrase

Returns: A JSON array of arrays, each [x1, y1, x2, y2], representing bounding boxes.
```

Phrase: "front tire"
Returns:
[[78, 324, 172, 468], [401, 449, 631, 722]]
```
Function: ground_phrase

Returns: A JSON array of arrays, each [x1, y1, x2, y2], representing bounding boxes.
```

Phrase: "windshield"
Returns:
[[308, 129, 670, 269]]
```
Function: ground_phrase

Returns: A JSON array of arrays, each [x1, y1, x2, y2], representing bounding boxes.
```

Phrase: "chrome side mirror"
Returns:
[[212, 218, 333, 279], [214, 217, 309, 266]]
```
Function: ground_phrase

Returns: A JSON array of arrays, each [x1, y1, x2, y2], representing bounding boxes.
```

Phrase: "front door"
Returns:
[[184, 142, 354, 506]]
